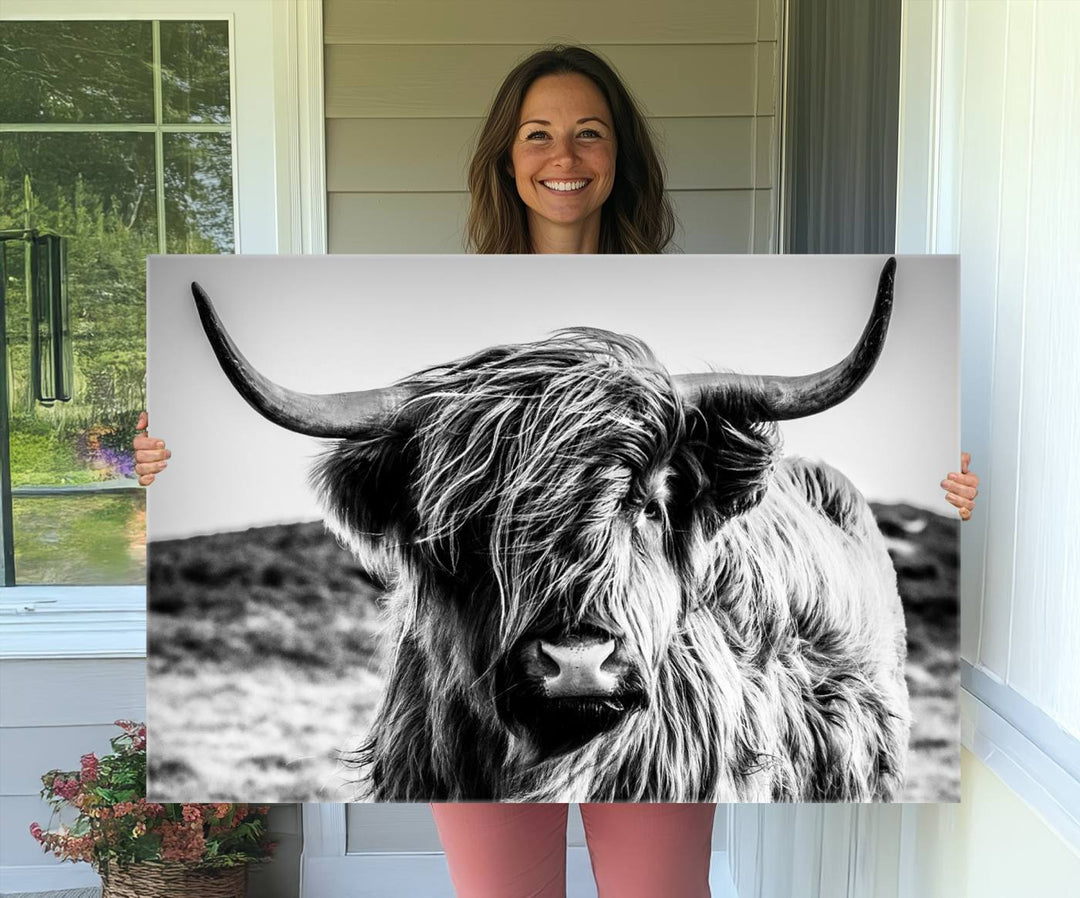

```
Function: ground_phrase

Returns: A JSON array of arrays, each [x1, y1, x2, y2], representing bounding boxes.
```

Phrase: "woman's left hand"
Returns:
[[941, 452, 979, 521]]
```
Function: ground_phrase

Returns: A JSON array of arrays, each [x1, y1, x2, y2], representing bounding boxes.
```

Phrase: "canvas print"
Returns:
[[145, 254, 959, 803]]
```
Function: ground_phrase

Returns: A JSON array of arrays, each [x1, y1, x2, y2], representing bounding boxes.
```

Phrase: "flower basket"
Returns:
[[31, 722, 274, 891], [101, 861, 247, 898]]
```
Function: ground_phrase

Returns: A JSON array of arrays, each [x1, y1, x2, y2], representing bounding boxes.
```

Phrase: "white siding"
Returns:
[[0, 660, 146, 870], [324, 0, 782, 253]]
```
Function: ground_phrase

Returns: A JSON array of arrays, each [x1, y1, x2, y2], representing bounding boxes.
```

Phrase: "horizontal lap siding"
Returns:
[[327, 117, 771, 192], [324, 0, 781, 254], [324, 0, 761, 45], [325, 44, 762, 118], [0, 659, 146, 867], [328, 188, 763, 254]]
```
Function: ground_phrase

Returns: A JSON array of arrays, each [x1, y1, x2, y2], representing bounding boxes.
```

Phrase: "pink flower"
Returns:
[[80, 753, 99, 782], [30, 822, 43, 842], [181, 805, 202, 824], [160, 821, 205, 863], [52, 778, 80, 801]]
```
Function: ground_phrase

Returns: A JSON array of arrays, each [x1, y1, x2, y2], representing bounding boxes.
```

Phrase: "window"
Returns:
[[0, 19, 234, 585]]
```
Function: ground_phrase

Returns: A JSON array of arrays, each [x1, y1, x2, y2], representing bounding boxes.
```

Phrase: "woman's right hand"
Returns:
[[133, 411, 171, 486]]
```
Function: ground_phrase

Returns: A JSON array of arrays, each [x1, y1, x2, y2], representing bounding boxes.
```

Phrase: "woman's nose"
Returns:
[[549, 134, 579, 166]]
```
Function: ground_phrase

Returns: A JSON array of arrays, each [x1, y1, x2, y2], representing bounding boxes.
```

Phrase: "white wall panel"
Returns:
[[955, 1, 1009, 675], [1005, 2, 1080, 731], [981, 0, 1035, 684], [899, 0, 1080, 739]]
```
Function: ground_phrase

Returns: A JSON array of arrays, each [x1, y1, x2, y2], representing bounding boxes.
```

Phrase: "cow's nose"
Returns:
[[537, 635, 619, 697]]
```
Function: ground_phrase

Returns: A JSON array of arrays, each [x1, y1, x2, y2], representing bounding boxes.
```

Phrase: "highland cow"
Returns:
[[191, 258, 909, 803]]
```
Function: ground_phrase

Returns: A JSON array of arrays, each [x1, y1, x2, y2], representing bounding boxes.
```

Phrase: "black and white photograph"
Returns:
[[145, 252, 959, 804]]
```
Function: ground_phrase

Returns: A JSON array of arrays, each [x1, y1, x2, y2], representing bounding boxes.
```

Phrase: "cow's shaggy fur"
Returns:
[[314, 330, 909, 802]]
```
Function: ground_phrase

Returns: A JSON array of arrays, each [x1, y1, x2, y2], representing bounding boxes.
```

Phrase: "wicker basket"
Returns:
[[100, 862, 247, 898]]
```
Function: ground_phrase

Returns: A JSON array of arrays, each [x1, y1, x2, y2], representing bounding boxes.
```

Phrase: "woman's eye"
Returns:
[[525, 130, 550, 140], [578, 129, 602, 139]]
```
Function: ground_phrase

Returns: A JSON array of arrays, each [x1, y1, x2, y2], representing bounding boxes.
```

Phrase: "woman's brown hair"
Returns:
[[466, 46, 676, 254]]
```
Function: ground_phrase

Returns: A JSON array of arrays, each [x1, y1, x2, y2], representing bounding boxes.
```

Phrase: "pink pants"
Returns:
[[430, 803, 716, 898]]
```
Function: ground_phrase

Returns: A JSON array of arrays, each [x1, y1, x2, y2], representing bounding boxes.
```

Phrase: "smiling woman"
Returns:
[[509, 73, 617, 252], [466, 45, 675, 254]]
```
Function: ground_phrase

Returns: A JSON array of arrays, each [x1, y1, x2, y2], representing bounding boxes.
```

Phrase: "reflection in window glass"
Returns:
[[2, 19, 234, 586], [160, 21, 232, 124], [164, 133, 235, 253], [0, 22, 154, 124], [1, 132, 155, 484], [13, 493, 146, 585]]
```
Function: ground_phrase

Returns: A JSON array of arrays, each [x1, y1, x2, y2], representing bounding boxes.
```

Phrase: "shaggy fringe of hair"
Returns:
[[321, 331, 910, 802]]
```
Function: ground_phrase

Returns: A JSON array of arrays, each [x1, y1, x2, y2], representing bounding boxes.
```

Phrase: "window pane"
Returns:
[[13, 492, 146, 585], [164, 132, 235, 252], [2, 132, 155, 584], [0, 19, 235, 586], [0, 21, 154, 124], [160, 20, 232, 124]]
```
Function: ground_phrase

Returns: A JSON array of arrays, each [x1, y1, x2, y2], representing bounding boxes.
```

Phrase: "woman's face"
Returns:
[[509, 73, 617, 237]]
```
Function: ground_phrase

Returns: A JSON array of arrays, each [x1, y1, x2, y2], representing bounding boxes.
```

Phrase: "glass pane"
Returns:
[[164, 132, 235, 252], [12, 492, 146, 585], [0, 21, 154, 124], [2, 132, 154, 584], [160, 20, 232, 124]]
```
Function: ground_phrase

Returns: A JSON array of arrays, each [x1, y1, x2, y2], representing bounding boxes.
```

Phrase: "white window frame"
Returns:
[[0, 0, 326, 659]]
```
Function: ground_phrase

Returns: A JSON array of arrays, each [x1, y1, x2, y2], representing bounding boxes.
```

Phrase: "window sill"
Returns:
[[961, 663, 1080, 852], [0, 586, 145, 659]]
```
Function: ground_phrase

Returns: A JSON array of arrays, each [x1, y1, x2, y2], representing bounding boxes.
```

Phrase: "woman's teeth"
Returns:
[[542, 180, 589, 192]]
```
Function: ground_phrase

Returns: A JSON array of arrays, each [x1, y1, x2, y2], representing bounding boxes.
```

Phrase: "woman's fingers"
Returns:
[[940, 477, 978, 500], [943, 452, 979, 522], [134, 447, 170, 462], [134, 410, 169, 486], [135, 461, 168, 476], [944, 491, 975, 511]]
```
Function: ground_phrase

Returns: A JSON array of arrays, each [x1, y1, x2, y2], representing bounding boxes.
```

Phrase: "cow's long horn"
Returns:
[[675, 257, 896, 420], [191, 282, 408, 437]]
